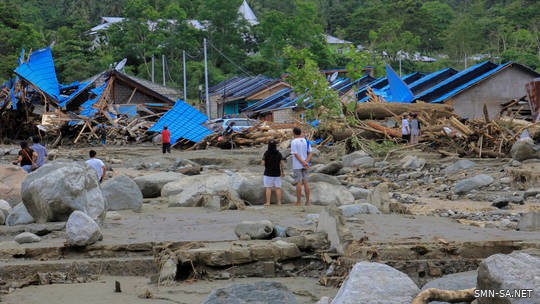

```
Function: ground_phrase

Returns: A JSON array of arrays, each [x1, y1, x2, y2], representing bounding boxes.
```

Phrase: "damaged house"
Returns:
[[0, 47, 211, 145]]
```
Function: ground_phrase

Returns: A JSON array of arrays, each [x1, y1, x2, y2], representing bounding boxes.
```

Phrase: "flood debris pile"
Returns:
[[0, 47, 211, 147], [194, 123, 295, 149]]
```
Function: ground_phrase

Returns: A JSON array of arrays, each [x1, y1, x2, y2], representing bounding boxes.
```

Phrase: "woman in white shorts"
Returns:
[[262, 140, 285, 207]]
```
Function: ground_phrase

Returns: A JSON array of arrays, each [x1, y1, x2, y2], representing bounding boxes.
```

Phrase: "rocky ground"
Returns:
[[0, 141, 539, 303]]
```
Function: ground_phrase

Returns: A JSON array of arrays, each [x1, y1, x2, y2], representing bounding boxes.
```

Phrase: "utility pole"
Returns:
[[162, 54, 166, 86], [183, 50, 187, 101], [204, 38, 210, 118], [151, 55, 155, 83]]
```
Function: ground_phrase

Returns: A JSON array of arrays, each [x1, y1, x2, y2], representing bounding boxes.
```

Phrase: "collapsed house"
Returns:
[[0, 47, 211, 145]]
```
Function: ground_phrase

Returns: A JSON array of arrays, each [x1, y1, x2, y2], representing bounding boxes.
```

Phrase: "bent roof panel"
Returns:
[[14, 47, 60, 101], [148, 100, 212, 143], [242, 88, 291, 112], [407, 68, 458, 95]]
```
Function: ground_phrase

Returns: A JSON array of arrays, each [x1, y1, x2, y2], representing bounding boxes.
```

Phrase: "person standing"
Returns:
[[291, 127, 312, 206], [262, 139, 285, 207], [13, 141, 38, 173], [162, 125, 171, 154], [98, 125, 107, 145], [401, 113, 410, 144], [86, 150, 106, 183], [31, 136, 48, 169], [410, 113, 420, 144]]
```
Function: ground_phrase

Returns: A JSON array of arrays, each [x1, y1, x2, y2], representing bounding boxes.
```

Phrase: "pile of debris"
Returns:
[[194, 123, 294, 150]]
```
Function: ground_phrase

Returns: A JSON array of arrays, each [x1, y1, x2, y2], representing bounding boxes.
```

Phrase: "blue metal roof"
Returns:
[[385, 65, 414, 103], [79, 82, 107, 117], [415, 61, 499, 103], [148, 99, 212, 143], [242, 88, 291, 112], [58, 81, 91, 107], [14, 47, 61, 101]]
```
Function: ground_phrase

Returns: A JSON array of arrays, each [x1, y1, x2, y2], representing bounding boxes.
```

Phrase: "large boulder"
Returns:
[[101, 175, 143, 211], [510, 140, 540, 161], [421, 271, 477, 304], [66, 211, 102, 247], [308, 173, 342, 185], [313, 161, 343, 175], [134, 172, 183, 198], [5, 202, 34, 226], [234, 220, 274, 240], [477, 252, 539, 304], [164, 173, 233, 207], [316, 206, 353, 255], [517, 212, 540, 231], [454, 174, 494, 195], [348, 187, 371, 200], [342, 151, 374, 168], [332, 262, 420, 304], [21, 162, 106, 223], [14, 232, 41, 244], [309, 182, 355, 206], [0, 165, 27, 206], [203, 281, 297, 304], [339, 203, 381, 217], [0, 199, 12, 218], [443, 159, 475, 174]]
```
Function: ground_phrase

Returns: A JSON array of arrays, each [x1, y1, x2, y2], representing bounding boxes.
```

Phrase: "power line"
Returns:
[[207, 40, 253, 77]]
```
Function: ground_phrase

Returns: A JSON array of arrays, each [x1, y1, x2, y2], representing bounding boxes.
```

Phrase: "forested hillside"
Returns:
[[1, 0, 538, 99]]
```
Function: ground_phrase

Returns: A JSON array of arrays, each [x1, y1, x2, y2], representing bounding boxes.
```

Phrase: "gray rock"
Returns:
[[313, 161, 343, 175], [333, 262, 420, 304], [101, 175, 143, 211], [234, 220, 274, 240], [367, 183, 391, 213], [348, 187, 371, 200], [231, 173, 273, 205], [134, 172, 183, 198], [524, 188, 540, 199], [165, 173, 235, 206], [374, 161, 390, 168], [14, 232, 41, 244], [454, 174, 494, 195], [21, 162, 106, 223], [421, 271, 477, 304], [0, 211, 4, 225], [0, 199, 12, 218], [309, 173, 341, 185], [517, 212, 540, 231], [6, 202, 34, 226], [316, 206, 353, 255], [444, 159, 476, 174], [339, 203, 381, 217], [400, 155, 426, 170], [309, 182, 355, 206], [203, 281, 297, 304], [477, 252, 540, 304], [337, 167, 354, 175], [510, 140, 540, 161], [342, 151, 374, 168], [66, 211, 102, 246]]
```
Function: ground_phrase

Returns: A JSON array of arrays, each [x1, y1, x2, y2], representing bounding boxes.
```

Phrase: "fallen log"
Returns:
[[412, 288, 476, 304], [355, 102, 454, 120], [366, 121, 401, 138]]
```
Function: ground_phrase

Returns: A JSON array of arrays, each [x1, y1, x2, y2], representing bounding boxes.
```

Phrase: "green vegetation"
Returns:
[[1, 0, 539, 102]]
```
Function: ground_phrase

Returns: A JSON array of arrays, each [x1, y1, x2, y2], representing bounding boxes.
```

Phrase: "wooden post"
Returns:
[[126, 88, 137, 104]]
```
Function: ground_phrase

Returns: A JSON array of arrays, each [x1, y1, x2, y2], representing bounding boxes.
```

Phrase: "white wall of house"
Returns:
[[450, 67, 536, 120]]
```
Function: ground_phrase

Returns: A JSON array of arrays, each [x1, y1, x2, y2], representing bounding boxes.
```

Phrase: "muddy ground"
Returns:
[[1, 142, 539, 303]]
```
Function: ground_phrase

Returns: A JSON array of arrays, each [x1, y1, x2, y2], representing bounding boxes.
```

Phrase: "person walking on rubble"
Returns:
[[401, 113, 411, 144], [31, 136, 47, 169], [262, 139, 285, 207], [86, 150, 106, 183], [291, 127, 312, 206], [162, 125, 171, 154], [13, 141, 38, 173], [410, 113, 420, 144]]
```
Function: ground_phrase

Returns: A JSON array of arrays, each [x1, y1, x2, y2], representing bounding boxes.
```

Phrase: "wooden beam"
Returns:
[[126, 88, 137, 104]]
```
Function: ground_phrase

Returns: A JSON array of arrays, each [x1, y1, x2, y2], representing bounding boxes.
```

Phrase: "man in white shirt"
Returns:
[[291, 127, 312, 206], [86, 150, 106, 183]]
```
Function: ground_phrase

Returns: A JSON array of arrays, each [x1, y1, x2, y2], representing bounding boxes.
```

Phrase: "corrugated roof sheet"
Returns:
[[79, 82, 107, 117], [148, 100, 212, 143], [14, 47, 60, 101], [407, 68, 458, 95], [242, 88, 291, 113], [415, 61, 499, 103]]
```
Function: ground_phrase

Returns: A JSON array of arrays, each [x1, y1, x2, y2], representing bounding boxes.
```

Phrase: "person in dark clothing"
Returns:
[[98, 125, 107, 145], [261, 139, 285, 207], [13, 141, 38, 173]]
